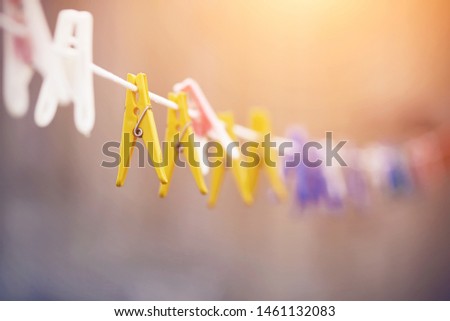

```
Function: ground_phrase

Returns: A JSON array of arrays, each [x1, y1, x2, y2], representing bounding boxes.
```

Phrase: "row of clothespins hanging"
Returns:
[[284, 129, 446, 211], [0, 0, 447, 209]]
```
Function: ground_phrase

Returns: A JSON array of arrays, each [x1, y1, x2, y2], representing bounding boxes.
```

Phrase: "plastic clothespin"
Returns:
[[2, 0, 66, 117], [159, 92, 208, 197], [284, 128, 328, 209], [385, 147, 413, 194], [362, 144, 412, 195], [360, 144, 389, 191], [300, 162, 328, 209], [34, 9, 94, 136], [116, 73, 168, 187], [318, 139, 347, 209], [283, 128, 308, 206], [173, 78, 237, 160], [208, 112, 253, 207], [247, 109, 287, 201], [405, 132, 445, 189], [282, 127, 305, 178], [342, 146, 370, 208]]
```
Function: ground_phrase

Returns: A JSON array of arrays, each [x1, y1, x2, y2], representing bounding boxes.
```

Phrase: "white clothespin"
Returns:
[[173, 78, 238, 162], [324, 158, 347, 206], [361, 144, 390, 190], [34, 9, 94, 136], [318, 139, 348, 207], [2, 0, 66, 117]]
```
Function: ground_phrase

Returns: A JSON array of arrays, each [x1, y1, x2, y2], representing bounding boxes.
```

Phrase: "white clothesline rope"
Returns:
[[0, 12, 291, 144], [91, 64, 290, 143], [90, 63, 180, 110]]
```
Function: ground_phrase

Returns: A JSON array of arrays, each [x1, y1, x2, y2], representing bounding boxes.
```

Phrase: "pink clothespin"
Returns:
[[2, 0, 68, 117], [173, 78, 237, 165], [405, 131, 445, 190]]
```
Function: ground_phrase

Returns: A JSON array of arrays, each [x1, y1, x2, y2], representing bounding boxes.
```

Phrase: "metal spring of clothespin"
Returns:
[[175, 121, 192, 150], [133, 105, 152, 138]]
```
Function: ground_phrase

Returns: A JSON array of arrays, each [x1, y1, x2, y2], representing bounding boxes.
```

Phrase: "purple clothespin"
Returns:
[[284, 128, 329, 210]]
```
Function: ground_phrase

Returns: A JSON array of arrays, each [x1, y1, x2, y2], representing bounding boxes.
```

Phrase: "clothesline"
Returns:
[[1, 6, 445, 209], [92, 64, 291, 143], [89, 63, 179, 110], [0, 12, 290, 144]]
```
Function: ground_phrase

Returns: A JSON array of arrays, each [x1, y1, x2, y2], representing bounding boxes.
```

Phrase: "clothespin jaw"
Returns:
[[116, 73, 168, 187], [207, 154, 226, 207], [158, 92, 208, 197], [208, 112, 253, 207], [247, 109, 288, 201]]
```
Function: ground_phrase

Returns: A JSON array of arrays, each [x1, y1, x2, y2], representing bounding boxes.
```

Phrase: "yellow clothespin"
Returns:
[[116, 73, 168, 187], [159, 92, 208, 197], [208, 112, 253, 207], [247, 109, 287, 201]]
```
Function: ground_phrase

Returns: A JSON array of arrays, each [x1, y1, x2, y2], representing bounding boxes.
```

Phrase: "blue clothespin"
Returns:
[[386, 148, 413, 194]]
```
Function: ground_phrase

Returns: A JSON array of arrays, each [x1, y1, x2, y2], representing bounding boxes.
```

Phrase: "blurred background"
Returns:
[[0, 0, 450, 300]]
